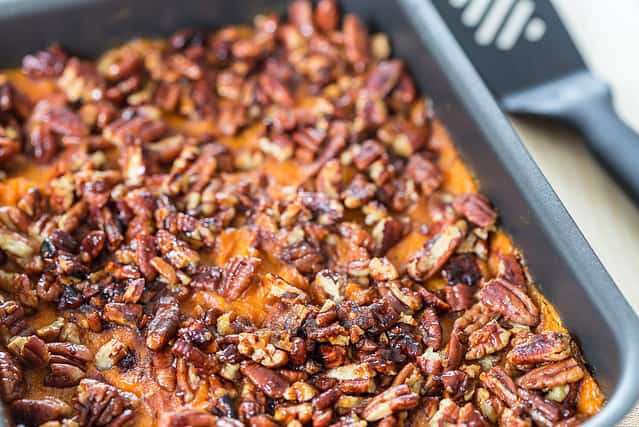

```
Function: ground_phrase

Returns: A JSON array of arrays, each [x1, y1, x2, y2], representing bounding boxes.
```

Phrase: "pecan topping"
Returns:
[[407, 221, 467, 281], [452, 193, 497, 228], [418, 307, 442, 350], [12, 398, 72, 426], [518, 358, 585, 390], [480, 278, 539, 326]]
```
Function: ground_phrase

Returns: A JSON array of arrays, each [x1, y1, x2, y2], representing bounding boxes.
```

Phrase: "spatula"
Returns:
[[432, 0, 639, 203]]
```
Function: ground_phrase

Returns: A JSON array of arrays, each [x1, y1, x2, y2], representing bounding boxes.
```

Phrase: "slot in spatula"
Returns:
[[433, 0, 639, 203]]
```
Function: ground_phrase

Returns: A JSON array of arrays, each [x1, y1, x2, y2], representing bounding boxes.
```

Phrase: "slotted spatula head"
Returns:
[[432, 0, 587, 107]]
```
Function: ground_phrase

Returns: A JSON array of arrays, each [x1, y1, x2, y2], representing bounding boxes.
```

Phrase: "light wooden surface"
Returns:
[[511, 1, 639, 424]]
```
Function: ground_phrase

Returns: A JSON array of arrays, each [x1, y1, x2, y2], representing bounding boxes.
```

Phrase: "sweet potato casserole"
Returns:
[[0, 1, 604, 426]]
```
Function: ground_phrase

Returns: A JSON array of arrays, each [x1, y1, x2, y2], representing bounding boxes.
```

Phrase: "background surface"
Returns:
[[511, 1, 639, 424]]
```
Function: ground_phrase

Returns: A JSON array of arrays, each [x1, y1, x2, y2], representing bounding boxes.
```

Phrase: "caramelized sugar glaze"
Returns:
[[0, 1, 602, 426]]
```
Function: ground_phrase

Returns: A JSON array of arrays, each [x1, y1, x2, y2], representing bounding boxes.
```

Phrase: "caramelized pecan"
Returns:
[[479, 278, 539, 326], [219, 256, 261, 299], [466, 320, 511, 360], [507, 331, 572, 367], [146, 297, 180, 351], [12, 398, 72, 426], [452, 193, 497, 228], [517, 358, 585, 390], [361, 384, 419, 422], [240, 362, 290, 399], [407, 221, 467, 281], [75, 379, 138, 427], [0, 351, 24, 402]]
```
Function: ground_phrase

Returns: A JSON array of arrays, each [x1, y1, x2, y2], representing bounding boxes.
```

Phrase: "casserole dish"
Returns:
[[0, 0, 637, 425]]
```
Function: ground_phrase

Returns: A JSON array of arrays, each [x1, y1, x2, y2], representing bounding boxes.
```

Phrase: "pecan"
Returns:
[[289, 0, 314, 36], [146, 297, 180, 350], [446, 330, 466, 370], [480, 367, 520, 408], [407, 220, 467, 281], [500, 408, 532, 427], [58, 58, 105, 103], [0, 300, 35, 336], [95, 338, 127, 371], [372, 217, 405, 255], [314, 0, 339, 32], [366, 60, 402, 98], [281, 242, 324, 275], [12, 398, 72, 426], [0, 351, 25, 402], [22, 45, 68, 78], [458, 402, 489, 426], [479, 278, 539, 326], [428, 399, 460, 426], [0, 136, 19, 163], [362, 384, 419, 421], [497, 253, 527, 289], [445, 283, 475, 311], [240, 362, 290, 399], [343, 14, 369, 71], [172, 338, 218, 373], [48, 342, 92, 366], [507, 331, 572, 367], [237, 332, 289, 368], [218, 255, 261, 299], [441, 253, 481, 286], [418, 307, 442, 350], [45, 362, 85, 387], [31, 100, 89, 137], [441, 370, 471, 401], [158, 409, 230, 427], [406, 152, 441, 195], [7, 334, 49, 367], [453, 302, 494, 336], [283, 381, 317, 402], [518, 358, 585, 390], [466, 319, 511, 360], [452, 194, 497, 228], [75, 379, 138, 427], [517, 387, 561, 425], [102, 303, 142, 328]]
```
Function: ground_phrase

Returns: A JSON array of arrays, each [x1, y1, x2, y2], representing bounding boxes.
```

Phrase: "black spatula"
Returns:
[[432, 0, 639, 203]]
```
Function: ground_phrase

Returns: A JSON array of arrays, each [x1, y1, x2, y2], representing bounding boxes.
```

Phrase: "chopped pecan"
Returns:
[[146, 297, 180, 351], [466, 320, 511, 360], [102, 303, 142, 328], [452, 194, 497, 228], [314, 0, 339, 32], [95, 338, 128, 371], [48, 342, 92, 366], [500, 408, 532, 427], [172, 338, 218, 373], [458, 402, 489, 426], [218, 256, 261, 299], [479, 278, 539, 326], [446, 330, 466, 370], [240, 362, 290, 399], [407, 220, 467, 281], [238, 332, 289, 368], [343, 14, 369, 71], [372, 217, 405, 255], [441, 370, 472, 401], [507, 331, 572, 368], [517, 358, 585, 390], [281, 242, 324, 275], [0, 351, 25, 402]]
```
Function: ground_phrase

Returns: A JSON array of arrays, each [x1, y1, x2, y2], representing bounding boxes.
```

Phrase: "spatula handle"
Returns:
[[504, 71, 639, 203], [562, 90, 639, 203]]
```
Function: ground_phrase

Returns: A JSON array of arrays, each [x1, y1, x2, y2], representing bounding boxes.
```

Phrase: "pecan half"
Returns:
[[361, 384, 419, 422], [146, 297, 180, 351], [219, 256, 261, 299], [75, 379, 138, 427], [418, 307, 442, 350], [466, 320, 511, 360], [12, 398, 72, 426], [240, 362, 290, 399], [0, 351, 24, 402], [452, 193, 497, 228], [479, 278, 539, 326], [407, 220, 467, 281], [517, 358, 585, 390], [507, 331, 572, 368]]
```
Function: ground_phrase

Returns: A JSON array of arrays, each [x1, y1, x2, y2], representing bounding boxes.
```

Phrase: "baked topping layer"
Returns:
[[0, 1, 603, 426]]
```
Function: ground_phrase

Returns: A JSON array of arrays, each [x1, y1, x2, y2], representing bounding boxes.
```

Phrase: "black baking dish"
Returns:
[[0, 0, 638, 425]]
